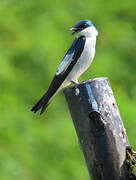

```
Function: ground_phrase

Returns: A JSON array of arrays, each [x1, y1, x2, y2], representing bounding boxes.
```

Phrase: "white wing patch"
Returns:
[[56, 52, 74, 75]]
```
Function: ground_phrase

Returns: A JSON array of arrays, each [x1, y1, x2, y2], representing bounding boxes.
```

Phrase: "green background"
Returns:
[[0, 0, 136, 179]]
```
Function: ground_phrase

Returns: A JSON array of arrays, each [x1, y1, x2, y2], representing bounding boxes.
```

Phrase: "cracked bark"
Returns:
[[64, 77, 130, 180]]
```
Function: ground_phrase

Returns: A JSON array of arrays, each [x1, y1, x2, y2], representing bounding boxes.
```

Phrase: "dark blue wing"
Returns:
[[56, 37, 82, 75], [31, 36, 86, 114], [46, 35, 86, 96]]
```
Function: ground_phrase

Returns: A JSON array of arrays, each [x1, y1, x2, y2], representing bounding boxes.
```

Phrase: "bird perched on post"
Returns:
[[31, 20, 98, 115]]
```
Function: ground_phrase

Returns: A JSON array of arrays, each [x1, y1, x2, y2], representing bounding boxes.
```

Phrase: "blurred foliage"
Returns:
[[0, 0, 136, 179]]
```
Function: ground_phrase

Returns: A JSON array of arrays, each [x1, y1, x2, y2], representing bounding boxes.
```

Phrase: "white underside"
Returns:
[[47, 27, 98, 103], [61, 36, 96, 88]]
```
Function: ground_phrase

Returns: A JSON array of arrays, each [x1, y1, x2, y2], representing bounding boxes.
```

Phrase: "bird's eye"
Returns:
[[83, 24, 88, 28]]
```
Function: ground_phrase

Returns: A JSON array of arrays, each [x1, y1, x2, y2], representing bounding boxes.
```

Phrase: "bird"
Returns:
[[31, 20, 98, 115]]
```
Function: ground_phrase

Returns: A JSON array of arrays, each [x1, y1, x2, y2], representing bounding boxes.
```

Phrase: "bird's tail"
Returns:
[[31, 88, 61, 115], [31, 91, 50, 115]]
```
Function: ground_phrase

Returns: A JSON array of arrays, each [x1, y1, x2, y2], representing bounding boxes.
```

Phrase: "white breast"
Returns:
[[66, 36, 96, 83]]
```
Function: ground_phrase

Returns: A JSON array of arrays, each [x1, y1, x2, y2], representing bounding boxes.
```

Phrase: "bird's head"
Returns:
[[70, 20, 98, 37]]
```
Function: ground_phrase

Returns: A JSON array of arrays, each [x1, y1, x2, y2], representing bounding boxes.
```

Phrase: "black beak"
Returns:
[[69, 27, 82, 35]]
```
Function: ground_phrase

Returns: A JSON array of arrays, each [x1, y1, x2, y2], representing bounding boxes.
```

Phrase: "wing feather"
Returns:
[[45, 36, 86, 100], [31, 36, 86, 114], [56, 36, 86, 75]]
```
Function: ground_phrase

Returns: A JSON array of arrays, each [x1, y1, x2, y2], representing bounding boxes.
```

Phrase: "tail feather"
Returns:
[[31, 92, 50, 114], [31, 83, 62, 115], [40, 103, 49, 115]]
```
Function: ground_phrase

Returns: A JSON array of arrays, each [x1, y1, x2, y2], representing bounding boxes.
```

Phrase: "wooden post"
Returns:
[[64, 77, 130, 180]]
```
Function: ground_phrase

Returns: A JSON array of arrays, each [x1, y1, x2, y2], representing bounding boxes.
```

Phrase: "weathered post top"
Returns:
[[64, 77, 130, 180]]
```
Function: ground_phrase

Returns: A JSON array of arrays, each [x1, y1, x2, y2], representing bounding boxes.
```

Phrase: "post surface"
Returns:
[[64, 77, 130, 180]]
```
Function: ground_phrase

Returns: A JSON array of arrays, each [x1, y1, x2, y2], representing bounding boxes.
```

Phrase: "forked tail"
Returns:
[[31, 91, 51, 115], [31, 85, 61, 115]]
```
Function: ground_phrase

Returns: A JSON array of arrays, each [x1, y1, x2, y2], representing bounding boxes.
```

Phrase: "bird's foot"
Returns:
[[71, 80, 79, 85], [70, 80, 79, 88]]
